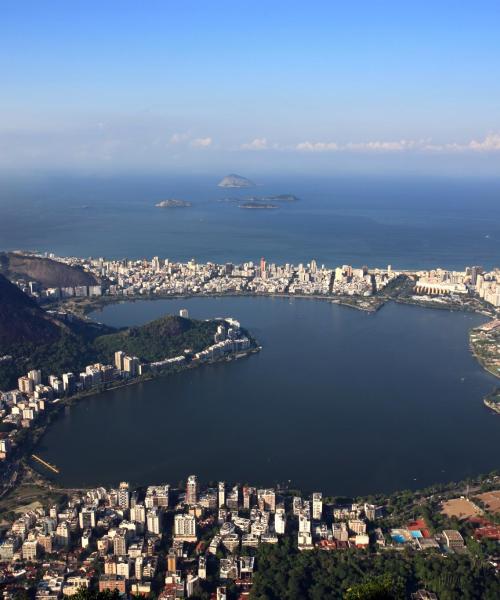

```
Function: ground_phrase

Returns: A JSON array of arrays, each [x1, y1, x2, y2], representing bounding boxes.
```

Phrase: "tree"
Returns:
[[344, 574, 404, 600]]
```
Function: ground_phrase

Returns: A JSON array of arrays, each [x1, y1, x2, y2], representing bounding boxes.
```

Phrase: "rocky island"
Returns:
[[155, 199, 192, 208], [239, 201, 278, 210], [263, 194, 299, 202], [217, 173, 256, 188]]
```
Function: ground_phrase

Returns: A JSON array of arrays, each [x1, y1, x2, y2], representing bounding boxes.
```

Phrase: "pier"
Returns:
[[31, 454, 60, 474]]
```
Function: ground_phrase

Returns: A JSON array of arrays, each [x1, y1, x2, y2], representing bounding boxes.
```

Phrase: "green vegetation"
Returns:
[[93, 315, 218, 363], [249, 538, 500, 600], [0, 315, 218, 390], [68, 591, 120, 600], [0, 273, 221, 388], [345, 574, 404, 600]]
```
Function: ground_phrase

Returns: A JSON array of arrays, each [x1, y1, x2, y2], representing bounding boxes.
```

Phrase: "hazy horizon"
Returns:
[[1, 1, 500, 175]]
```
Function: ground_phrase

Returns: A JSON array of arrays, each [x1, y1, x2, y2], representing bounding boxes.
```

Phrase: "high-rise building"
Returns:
[[274, 508, 286, 535], [130, 504, 146, 524], [260, 257, 266, 276], [62, 372, 76, 394], [79, 508, 96, 529], [257, 489, 276, 512], [28, 369, 42, 385], [56, 521, 70, 547], [113, 531, 127, 556], [123, 356, 139, 377], [218, 482, 226, 507], [145, 485, 169, 508], [242, 486, 255, 510], [118, 482, 130, 509], [146, 508, 161, 534], [18, 376, 34, 394], [167, 548, 177, 574], [114, 351, 125, 371], [299, 513, 311, 533], [173, 514, 197, 541], [312, 492, 322, 521], [186, 475, 198, 505], [470, 265, 484, 285], [22, 539, 38, 561], [226, 485, 239, 510]]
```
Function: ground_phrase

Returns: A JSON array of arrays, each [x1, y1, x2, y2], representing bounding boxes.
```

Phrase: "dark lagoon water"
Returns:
[[38, 297, 499, 496], [1, 173, 500, 269]]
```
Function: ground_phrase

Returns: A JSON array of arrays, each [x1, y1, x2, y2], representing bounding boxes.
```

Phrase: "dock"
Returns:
[[31, 454, 60, 474]]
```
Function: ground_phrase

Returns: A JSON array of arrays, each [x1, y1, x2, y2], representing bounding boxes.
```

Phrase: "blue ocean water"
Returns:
[[1, 173, 499, 269]]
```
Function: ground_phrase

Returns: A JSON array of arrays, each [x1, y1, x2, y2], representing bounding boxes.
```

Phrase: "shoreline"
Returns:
[[7, 334, 261, 489]]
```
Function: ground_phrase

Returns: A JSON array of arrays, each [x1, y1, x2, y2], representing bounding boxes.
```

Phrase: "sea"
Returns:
[[2, 172, 500, 496], [1, 172, 500, 269]]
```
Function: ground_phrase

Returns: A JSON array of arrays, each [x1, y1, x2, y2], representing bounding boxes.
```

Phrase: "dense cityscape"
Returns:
[[1, 472, 500, 600], [12, 252, 500, 309], [1, 252, 499, 599]]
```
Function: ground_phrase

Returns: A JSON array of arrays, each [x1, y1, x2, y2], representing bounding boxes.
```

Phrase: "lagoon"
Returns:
[[38, 297, 499, 496]]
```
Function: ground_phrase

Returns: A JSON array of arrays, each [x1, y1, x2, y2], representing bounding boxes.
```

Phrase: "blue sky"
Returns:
[[1, 0, 500, 173]]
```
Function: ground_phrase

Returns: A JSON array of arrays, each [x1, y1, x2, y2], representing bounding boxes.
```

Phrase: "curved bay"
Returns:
[[38, 297, 499, 496]]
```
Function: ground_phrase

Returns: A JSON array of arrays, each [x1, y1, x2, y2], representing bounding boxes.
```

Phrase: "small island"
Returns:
[[263, 194, 299, 202], [217, 174, 256, 188], [239, 201, 278, 210], [155, 199, 192, 208]]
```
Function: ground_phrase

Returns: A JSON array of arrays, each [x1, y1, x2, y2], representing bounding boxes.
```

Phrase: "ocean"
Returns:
[[1, 172, 499, 269]]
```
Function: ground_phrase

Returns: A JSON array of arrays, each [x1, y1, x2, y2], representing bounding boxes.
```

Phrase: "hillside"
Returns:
[[0, 252, 98, 288], [0, 277, 219, 389], [93, 315, 218, 363], [0, 274, 63, 349], [0, 274, 93, 389]]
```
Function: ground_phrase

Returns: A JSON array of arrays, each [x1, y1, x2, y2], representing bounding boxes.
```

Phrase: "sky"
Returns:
[[1, 0, 500, 175]]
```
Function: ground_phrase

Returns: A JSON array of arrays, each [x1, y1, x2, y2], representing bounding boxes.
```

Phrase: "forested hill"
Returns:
[[250, 537, 500, 600], [0, 273, 63, 348], [93, 315, 218, 363], [0, 252, 98, 288], [0, 276, 218, 389]]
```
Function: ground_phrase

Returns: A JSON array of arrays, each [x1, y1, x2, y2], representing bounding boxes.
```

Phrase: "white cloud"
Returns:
[[294, 134, 500, 153], [169, 132, 190, 144], [427, 133, 500, 153], [241, 137, 269, 150], [190, 136, 212, 148], [468, 133, 500, 151], [344, 139, 421, 152], [295, 141, 339, 152]]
